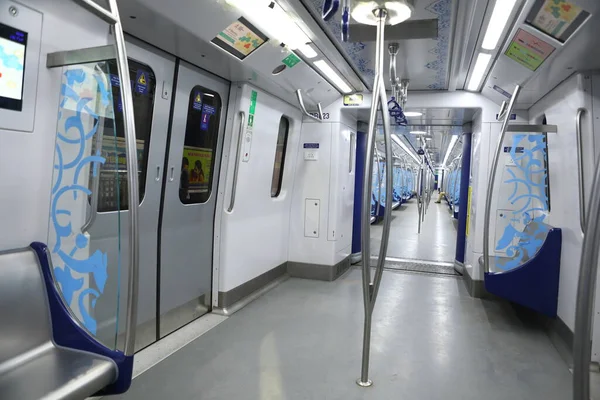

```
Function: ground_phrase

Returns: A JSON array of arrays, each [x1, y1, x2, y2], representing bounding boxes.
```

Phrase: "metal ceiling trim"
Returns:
[[295, 0, 373, 90]]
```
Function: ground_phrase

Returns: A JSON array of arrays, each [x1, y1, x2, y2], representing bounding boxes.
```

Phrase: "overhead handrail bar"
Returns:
[[576, 108, 586, 233], [75, 0, 118, 24], [228, 111, 245, 212], [296, 89, 323, 122], [358, 8, 394, 388], [482, 85, 521, 275], [573, 120, 600, 400], [388, 43, 399, 100]]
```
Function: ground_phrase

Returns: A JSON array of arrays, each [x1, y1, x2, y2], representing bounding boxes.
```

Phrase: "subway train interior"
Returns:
[[3, 0, 600, 398]]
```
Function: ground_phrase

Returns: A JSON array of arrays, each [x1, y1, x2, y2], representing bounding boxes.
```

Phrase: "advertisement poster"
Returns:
[[530, 0, 585, 40], [181, 146, 212, 194], [211, 17, 268, 60]]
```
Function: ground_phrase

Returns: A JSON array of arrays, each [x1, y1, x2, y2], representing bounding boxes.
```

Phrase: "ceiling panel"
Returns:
[[302, 0, 457, 90]]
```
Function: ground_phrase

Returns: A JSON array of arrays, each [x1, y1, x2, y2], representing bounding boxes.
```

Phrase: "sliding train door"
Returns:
[[159, 61, 229, 337], [90, 40, 174, 351]]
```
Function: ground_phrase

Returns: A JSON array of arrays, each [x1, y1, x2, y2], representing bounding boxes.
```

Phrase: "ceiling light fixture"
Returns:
[[467, 52, 492, 91], [443, 135, 459, 166], [298, 43, 318, 59], [404, 111, 423, 117], [351, 1, 414, 26], [481, 0, 518, 50], [410, 130, 427, 135], [313, 60, 353, 93]]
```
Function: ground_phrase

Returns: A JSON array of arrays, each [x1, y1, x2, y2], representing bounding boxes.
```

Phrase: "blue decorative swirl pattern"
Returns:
[[494, 134, 550, 271], [306, 0, 453, 90], [50, 65, 113, 335]]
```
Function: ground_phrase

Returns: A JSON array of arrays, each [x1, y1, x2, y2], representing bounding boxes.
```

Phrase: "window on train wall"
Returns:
[[179, 86, 222, 204], [271, 116, 290, 197], [96, 59, 156, 212]]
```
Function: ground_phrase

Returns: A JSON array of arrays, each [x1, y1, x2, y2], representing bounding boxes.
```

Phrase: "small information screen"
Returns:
[[0, 23, 27, 111], [211, 17, 268, 60]]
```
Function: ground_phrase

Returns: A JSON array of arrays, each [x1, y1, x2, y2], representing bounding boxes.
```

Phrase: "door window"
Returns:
[[270, 116, 290, 197], [96, 59, 156, 212], [179, 86, 222, 204]]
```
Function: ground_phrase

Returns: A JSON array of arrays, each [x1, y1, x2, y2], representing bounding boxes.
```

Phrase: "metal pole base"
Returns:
[[356, 379, 373, 387]]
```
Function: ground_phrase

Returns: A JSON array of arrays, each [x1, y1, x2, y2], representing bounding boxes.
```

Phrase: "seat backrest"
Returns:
[[0, 249, 51, 363]]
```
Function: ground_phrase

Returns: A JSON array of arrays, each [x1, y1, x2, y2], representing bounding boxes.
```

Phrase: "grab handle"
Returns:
[[322, 0, 340, 21], [576, 108, 586, 233], [228, 112, 245, 212], [296, 89, 323, 122]]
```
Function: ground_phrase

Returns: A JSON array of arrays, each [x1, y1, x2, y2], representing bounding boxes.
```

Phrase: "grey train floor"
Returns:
[[114, 269, 571, 400], [370, 199, 458, 263]]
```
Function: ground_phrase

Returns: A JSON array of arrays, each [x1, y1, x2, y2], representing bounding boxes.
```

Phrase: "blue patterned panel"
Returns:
[[49, 64, 116, 336], [306, 0, 455, 90], [494, 133, 550, 271]]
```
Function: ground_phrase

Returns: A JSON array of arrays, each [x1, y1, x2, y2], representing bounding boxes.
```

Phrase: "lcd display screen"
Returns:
[[0, 23, 27, 111], [211, 17, 268, 60]]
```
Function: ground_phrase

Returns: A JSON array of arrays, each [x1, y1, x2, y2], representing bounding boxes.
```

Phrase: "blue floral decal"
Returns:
[[50, 65, 113, 334], [494, 134, 550, 271]]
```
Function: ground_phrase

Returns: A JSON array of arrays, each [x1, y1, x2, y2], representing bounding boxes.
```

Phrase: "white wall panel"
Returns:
[[217, 84, 301, 293], [0, 0, 109, 251], [528, 73, 592, 335]]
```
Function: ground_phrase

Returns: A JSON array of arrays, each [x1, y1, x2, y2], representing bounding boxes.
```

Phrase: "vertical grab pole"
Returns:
[[358, 7, 392, 387], [482, 85, 521, 274], [573, 137, 600, 400], [576, 108, 586, 233], [106, 0, 140, 356]]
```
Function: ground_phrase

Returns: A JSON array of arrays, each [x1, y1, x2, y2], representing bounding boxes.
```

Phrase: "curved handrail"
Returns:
[[105, 0, 140, 357], [483, 85, 521, 274], [228, 111, 245, 212], [576, 108, 586, 233], [322, 0, 340, 21], [296, 89, 323, 122], [573, 130, 600, 400]]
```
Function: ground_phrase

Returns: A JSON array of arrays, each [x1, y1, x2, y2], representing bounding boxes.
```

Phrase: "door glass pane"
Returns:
[[490, 131, 551, 272], [97, 59, 156, 212], [179, 86, 222, 204], [271, 116, 289, 197], [48, 62, 124, 350]]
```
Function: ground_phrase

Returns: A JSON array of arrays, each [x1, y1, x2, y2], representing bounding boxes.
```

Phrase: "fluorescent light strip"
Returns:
[[298, 44, 317, 59], [313, 60, 353, 93], [443, 135, 459, 166], [482, 0, 518, 50], [410, 130, 427, 135], [392, 134, 420, 163], [467, 52, 492, 91], [404, 111, 422, 117]]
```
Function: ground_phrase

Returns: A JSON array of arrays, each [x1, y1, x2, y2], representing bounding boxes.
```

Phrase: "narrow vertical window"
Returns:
[[271, 116, 290, 197]]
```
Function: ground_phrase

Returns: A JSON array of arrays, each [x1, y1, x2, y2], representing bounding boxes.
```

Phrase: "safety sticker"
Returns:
[[110, 74, 120, 87], [282, 53, 301, 68], [135, 70, 149, 94], [193, 92, 203, 111], [200, 104, 216, 131], [243, 90, 258, 162]]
